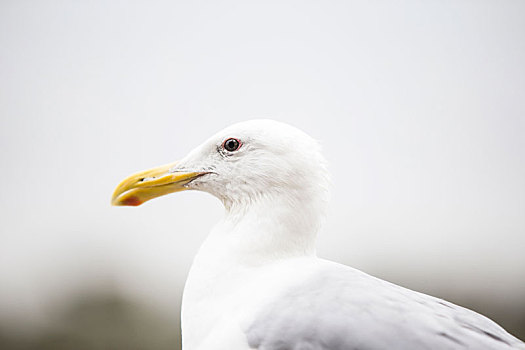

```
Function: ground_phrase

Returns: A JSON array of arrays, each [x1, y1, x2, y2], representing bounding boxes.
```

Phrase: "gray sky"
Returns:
[[1, 0, 524, 328]]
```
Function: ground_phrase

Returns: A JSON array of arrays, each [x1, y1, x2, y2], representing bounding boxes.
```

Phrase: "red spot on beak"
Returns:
[[121, 196, 143, 206]]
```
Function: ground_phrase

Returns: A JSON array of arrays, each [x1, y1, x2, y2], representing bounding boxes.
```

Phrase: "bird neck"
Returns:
[[197, 190, 324, 270]]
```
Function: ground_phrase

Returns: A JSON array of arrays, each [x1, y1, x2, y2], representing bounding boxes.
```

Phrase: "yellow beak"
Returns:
[[111, 162, 206, 206]]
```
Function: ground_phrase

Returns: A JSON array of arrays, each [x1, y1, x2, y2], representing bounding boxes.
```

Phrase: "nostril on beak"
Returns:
[[140, 176, 157, 182]]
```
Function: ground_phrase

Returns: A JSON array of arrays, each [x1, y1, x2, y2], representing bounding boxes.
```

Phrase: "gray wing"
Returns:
[[246, 261, 525, 350]]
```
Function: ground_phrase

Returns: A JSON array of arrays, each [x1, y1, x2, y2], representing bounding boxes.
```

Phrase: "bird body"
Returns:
[[181, 214, 524, 350], [112, 119, 525, 350]]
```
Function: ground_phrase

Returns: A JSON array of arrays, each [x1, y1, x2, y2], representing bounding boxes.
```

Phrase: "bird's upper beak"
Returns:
[[111, 162, 207, 206]]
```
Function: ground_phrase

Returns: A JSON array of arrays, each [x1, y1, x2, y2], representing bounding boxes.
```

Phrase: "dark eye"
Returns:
[[223, 138, 241, 152]]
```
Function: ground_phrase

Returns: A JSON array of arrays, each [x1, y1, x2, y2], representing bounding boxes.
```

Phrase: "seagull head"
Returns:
[[112, 119, 329, 215]]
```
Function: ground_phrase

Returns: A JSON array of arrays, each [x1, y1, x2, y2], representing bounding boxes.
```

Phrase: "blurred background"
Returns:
[[1, 0, 524, 348]]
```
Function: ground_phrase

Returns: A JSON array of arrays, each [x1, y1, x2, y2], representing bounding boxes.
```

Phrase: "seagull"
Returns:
[[112, 120, 524, 350]]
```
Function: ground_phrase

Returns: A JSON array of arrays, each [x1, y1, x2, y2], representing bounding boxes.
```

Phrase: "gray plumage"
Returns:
[[247, 261, 525, 350]]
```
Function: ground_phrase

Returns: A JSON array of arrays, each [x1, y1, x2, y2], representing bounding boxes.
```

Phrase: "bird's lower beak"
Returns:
[[111, 162, 206, 206]]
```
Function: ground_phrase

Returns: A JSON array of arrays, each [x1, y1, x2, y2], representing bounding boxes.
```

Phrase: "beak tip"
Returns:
[[112, 195, 144, 207], [122, 196, 144, 206]]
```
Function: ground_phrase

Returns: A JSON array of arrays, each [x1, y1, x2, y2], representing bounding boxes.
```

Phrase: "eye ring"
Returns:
[[222, 138, 242, 152]]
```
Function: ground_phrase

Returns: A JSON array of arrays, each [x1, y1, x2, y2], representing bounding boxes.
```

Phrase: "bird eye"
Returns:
[[222, 138, 241, 152]]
